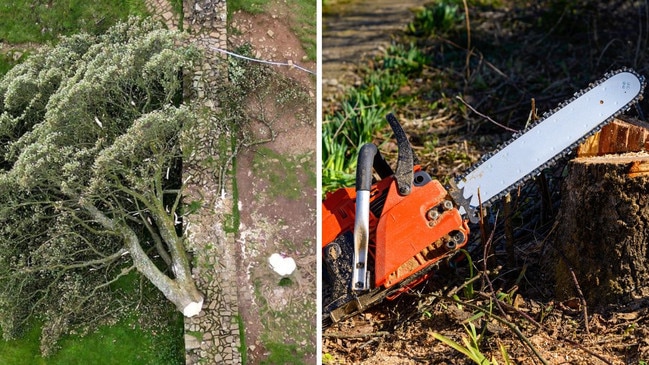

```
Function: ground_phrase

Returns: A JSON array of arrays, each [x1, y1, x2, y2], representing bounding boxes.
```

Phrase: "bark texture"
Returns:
[[546, 152, 649, 306]]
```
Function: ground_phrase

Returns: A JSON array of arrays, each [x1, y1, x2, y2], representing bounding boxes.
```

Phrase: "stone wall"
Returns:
[[144, 0, 241, 363], [180, 1, 242, 364]]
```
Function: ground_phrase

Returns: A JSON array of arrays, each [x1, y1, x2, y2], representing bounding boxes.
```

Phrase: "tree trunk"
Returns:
[[83, 203, 204, 316], [546, 152, 649, 306]]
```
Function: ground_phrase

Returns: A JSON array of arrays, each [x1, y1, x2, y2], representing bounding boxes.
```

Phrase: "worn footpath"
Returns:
[[145, 0, 241, 364]]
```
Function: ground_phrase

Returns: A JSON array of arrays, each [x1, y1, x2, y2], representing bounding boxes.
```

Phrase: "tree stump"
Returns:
[[547, 151, 649, 306], [577, 117, 649, 157]]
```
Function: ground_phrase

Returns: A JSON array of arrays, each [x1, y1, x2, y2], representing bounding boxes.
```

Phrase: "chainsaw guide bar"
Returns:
[[453, 68, 646, 222]]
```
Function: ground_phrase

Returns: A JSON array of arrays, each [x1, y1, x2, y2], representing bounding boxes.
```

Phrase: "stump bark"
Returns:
[[548, 152, 649, 306]]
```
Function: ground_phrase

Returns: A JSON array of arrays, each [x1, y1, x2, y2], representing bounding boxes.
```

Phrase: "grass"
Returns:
[[0, 51, 28, 77], [228, 0, 270, 16], [260, 342, 306, 365], [236, 314, 248, 365], [224, 133, 241, 234], [322, 42, 431, 192], [292, 0, 317, 60], [0, 0, 149, 76], [223, 146, 241, 233], [169, 0, 184, 30], [433, 322, 512, 365], [0, 314, 184, 365], [253, 277, 315, 365], [0, 0, 149, 44], [252, 147, 314, 200], [0, 271, 184, 364]]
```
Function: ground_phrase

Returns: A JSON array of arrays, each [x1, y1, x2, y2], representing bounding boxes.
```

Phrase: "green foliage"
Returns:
[[236, 314, 247, 364], [0, 17, 202, 356], [224, 134, 241, 234], [0, 0, 149, 44], [261, 342, 306, 365], [293, 0, 317, 60], [278, 277, 293, 287], [322, 64, 409, 192], [322, 353, 336, 364], [407, 1, 465, 37], [252, 147, 312, 200], [460, 249, 476, 299], [169, 0, 184, 21], [322, 30, 438, 192], [228, 0, 270, 15], [383, 43, 431, 75], [0, 52, 29, 78], [433, 321, 511, 365]]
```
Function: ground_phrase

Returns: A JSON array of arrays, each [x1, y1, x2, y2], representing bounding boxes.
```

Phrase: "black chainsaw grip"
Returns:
[[356, 143, 378, 192]]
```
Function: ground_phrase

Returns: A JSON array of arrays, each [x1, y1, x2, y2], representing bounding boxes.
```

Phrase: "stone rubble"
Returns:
[[145, 0, 239, 365]]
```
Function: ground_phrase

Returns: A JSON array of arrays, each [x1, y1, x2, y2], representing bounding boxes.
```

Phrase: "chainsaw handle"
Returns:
[[352, 143, 378, 292], [356, 142, 394, 191], [355, 143, 380, 191]]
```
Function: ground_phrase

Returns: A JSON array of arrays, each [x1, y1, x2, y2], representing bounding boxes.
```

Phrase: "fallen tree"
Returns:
[[0, 18, 206, 354]]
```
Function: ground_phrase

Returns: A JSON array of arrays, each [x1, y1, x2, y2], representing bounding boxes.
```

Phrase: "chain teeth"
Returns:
[[457, 68, 646, 209]]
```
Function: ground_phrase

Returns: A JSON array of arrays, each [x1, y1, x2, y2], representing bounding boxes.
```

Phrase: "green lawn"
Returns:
[[0, 0, 149, 44], [0, 0, 150, 77], [0, 313, 184, 365], [293, 0, 317, 60], [0, 270, 185, 363]]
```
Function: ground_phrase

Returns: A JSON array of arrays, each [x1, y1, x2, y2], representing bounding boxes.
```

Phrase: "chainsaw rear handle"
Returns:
[[352, 143, 379, 291]]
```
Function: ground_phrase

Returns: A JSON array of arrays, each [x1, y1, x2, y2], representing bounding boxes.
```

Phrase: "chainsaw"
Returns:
[[322, 69, 645, 326]]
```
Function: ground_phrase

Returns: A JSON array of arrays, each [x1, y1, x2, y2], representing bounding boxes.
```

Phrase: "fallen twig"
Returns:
[[475, 291, 541, 329], [456, 96, 518, 133], [323, 331, 390, 339], [562, 337, 614, 365], [447, 272, 483, 298], [568, 266, 590, 335]]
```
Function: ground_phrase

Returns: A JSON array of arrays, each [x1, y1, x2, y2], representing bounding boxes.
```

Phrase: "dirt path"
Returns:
[[230, 2, 316, 364], [322, 0, 427, 102]]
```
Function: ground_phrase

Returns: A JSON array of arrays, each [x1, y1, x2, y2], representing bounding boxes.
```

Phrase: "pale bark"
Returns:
[[83, 203, 203, 316]]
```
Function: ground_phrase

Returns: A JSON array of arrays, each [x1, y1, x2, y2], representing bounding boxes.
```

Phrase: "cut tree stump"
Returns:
[[577, 117, 649, 157], [547, 143, 649, 306]]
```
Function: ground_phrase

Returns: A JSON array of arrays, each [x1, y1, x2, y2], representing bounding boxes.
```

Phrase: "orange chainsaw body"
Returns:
[[322, 166, 469, 294]]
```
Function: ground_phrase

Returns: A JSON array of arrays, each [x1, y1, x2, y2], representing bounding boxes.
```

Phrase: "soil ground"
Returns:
[[229, 1, 316, 364], [322, 1, 649, 364]]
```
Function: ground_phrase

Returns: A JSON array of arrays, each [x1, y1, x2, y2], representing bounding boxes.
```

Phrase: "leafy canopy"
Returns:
[[0, 17, 201, 355]]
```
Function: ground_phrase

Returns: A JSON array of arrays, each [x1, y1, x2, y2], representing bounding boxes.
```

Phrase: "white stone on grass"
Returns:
[[268, 253, 296, 276]]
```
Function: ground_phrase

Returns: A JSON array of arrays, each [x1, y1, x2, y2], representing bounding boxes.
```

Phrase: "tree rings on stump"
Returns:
[[545, 152, 649, 306]]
